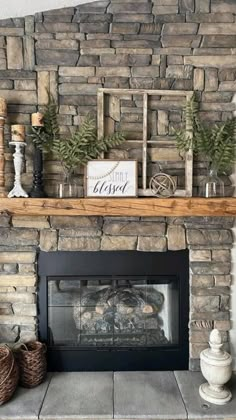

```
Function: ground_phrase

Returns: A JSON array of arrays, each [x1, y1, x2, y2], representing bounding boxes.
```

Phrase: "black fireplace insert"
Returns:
[[38, 250, 189, 371]]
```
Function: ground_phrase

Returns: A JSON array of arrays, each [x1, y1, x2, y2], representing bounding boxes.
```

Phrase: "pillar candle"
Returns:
[[32, 112, 44, 127], [0, 97, 7, 118], [11, 125, 25, 142]]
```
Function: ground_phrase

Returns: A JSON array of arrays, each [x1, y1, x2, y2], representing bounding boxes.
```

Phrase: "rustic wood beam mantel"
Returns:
[[0, 198, 236, 217]]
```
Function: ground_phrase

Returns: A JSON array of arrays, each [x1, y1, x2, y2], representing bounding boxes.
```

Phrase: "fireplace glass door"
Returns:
[[48, 276, 179, 348], [38, 250, 189, 371]]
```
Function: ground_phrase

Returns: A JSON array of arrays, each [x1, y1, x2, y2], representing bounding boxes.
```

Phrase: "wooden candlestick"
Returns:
[[0, 97, 7, 197]]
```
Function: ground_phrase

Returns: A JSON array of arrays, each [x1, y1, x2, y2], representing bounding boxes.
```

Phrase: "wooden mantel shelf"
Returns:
[[0, 197, 236, 217]]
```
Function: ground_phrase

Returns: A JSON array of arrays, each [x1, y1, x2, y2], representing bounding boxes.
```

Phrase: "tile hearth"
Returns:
[[1, 371, 236, 420]]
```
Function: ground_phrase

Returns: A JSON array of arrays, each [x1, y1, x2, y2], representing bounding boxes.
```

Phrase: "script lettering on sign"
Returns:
[[86, 160, 137, 197]]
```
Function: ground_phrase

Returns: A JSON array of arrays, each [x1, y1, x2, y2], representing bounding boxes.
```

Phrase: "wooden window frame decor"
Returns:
[[97, 88, 194, 197]]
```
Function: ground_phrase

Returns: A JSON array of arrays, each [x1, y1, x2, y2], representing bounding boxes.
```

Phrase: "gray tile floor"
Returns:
[[0, 371, 235, 420]]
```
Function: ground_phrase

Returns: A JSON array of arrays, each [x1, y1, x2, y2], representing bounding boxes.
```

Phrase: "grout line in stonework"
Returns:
[[173, 371, 189, 420], [38, 372, 53, 419]]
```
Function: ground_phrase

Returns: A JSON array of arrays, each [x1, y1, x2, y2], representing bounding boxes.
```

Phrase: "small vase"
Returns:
[[58, 169, 78, 198], [199, 167, 224, 198]]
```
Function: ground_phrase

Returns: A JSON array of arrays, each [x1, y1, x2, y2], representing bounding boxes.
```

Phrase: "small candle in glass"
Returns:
[[32, 112, 44, 127], [11, 125, 25, 142]]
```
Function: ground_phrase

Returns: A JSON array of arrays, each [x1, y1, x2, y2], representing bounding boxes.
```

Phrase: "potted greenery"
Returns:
[[30, 96, 125, 197], [174, 95, 236, 197]]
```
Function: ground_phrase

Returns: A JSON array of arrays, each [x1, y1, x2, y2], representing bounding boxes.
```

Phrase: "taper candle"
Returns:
[[11, 125, 25, 142], [32, 112, 44, 127]]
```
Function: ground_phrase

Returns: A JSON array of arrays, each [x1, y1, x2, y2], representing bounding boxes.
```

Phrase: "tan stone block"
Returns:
[[211, 0, 236, 13], [190, 330, 210, 343], [131, 66, 160, 77], [0, 90, 37, 105], [190, 343, 208, 358], [195, 0, 210, 12], [157, 110, 168, 135], [103, 221, 166, 236], [214, 275, 231, 286], [109, 96, 120, 122], [12, 216, 50, 228], [18, 264, 36, 274], [152, 55, 161, 65], [191, 295, 220, 312], [96, 67, 131, 77], [153, 5, 178, 14], [0, 292, 35, 304], [20, 331, 37, 342], [0, 275, 36, 287], [190, 250, 211, 262], [7, 37, 23, 70], [150, 148, 181, 161], [0, 252, 36, 264], [163, 23, 198, 35], [81, 48, 115, 55], [58, 237, 100, 251], [212, 250, 231, 262], [38, 71, 50, 105], [101, 236, 137, 251], [40, 230, 58, 252], [137, 237, 167, 252], [214, 320, 231, 331], [205, 68, 218, 92], [167, 226, 186, 251], [51, 216, 101, 229], [0, 28, 24, 36], [0, 315, 36, 325], [116, 48, 153, 55], [59, 66, 95, 77], [14, 80, 36, 91], [199, 23, 236, 35], [23, 36, 35, 70], [13, 303, 37, 316], [193, 68, 204, 91]]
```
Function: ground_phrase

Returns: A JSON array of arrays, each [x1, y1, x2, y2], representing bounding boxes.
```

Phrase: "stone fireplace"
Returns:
[[0, 213, 233, 371], [0, 0, 236, 372]]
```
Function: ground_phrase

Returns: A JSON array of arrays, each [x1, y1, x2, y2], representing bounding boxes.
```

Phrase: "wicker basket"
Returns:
[[0, 345, 19, 405], [18, 341, 47, 388]]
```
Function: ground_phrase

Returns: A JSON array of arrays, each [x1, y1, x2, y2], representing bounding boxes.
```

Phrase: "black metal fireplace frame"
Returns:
[[38, 250, 189, 371]]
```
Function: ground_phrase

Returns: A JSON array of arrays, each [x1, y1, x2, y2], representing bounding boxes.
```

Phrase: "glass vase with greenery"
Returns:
[[30, 96, 125, 197], [174, 95, 236, 197]]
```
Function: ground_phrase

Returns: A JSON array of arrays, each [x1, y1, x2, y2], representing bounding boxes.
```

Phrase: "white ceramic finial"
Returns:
[[199, 329, 232, 405]]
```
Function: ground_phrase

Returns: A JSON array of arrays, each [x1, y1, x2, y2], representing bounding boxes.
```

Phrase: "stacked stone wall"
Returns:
[[0, 214, 233, 370], [0, 0, 235, 195]]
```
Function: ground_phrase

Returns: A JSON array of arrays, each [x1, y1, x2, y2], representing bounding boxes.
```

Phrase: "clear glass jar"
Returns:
[[199, 168, 224, 198], [58, 170, 78, 198]]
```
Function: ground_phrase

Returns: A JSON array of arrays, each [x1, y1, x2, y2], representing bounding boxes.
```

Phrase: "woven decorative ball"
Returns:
[[150, 173, 176, 197], [18, 341, 47, 388], [0, 345, 19, 405]]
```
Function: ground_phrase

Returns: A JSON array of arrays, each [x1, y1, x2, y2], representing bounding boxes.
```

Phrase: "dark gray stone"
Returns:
[[80, 22, 109, 33], [36, 50, 79, 66], [0, 70, 36, 79], [78, 55, 100, 66], [36, 22, 78, 32], [40, 372, 113, 418], [74, 13, 112, 23], [60, 95, 97, 106], [175, 371, 236, 419], [202, 35, 236, 47], [114, 371, 187, 418], [180, 0, 195, 13]]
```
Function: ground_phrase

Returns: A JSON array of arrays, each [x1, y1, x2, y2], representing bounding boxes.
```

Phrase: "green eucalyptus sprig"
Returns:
[[174, 94, 236, 173]]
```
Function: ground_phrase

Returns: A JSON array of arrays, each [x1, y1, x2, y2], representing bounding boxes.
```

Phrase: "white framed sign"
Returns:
[[85, 160, 138, 197]]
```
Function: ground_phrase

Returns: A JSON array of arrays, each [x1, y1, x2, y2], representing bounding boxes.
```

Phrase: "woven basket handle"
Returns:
[[0, 345, 15, 387]]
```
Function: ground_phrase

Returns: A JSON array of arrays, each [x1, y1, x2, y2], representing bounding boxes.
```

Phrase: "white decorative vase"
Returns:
[[199, 329, 232, 405]]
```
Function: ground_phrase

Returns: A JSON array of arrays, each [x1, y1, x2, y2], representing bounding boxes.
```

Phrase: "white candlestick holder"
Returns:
[[8, 142, 28, 198]]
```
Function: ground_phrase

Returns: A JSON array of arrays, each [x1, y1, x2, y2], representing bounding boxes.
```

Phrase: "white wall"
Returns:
[[0, 0, 95, 19]]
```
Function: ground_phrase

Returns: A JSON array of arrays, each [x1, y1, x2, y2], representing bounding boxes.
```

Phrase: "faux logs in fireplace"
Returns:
[[38, 250, 189, 371]]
